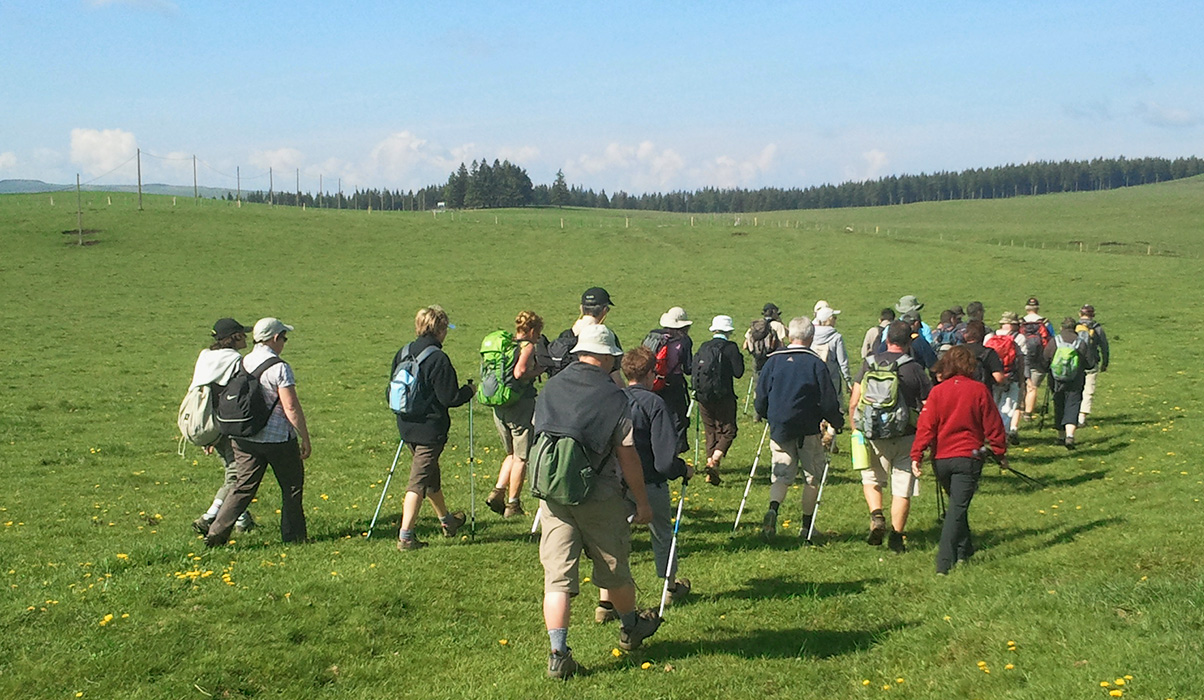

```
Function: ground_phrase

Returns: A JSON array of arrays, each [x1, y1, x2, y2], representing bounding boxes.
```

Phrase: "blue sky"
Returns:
[[2, 1, 1201, 194]]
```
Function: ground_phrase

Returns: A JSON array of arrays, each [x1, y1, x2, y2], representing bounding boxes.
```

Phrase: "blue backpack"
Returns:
[[388, 344, 439, 416]]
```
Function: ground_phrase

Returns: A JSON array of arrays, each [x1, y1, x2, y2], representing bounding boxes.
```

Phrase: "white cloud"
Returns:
[[0, 152, 17, 172], [1136, 101, 1199, 128], [691, 144, 778, 189], [843, 148, 889, 182], [571, 141, 685, 191], [70, 128, 138, 177]]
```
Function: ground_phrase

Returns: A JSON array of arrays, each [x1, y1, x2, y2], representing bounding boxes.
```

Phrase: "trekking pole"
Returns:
[[804, 455, 831, 543], [974, 447, 1047, 488], [693, 399, 701, 469], [468, 388, 477, 541], [367, 440, 405, 538], [530, 507, 541, 537], [658, 479, 689, 618], [742, 372, 755, 415], [733, 423, 769, 531], [686, 397, 695, 419], [1037, 380, 1052, 431]]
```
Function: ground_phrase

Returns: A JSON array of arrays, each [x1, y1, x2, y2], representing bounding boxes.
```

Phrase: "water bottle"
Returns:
[[851, 430, 871, 471]]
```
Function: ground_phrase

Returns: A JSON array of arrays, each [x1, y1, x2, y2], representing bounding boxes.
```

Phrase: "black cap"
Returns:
[[762, 303, 781, 320], [581, 287, 614, 307], [1026, 296, 1040, 308], [212, 318, 252, 340], [950, 305, 964, 317], [901, 311, 921, 324]]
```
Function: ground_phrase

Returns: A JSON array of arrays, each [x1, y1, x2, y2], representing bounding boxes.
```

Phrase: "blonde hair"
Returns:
[[515, 310, 544, 337], [415, 305, 450, 337]]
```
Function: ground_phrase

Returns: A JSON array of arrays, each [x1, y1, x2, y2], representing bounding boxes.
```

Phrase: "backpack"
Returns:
[[214, 356, 284, 437], [178, 384, 220, 447], [984, 334, 1018, 378], [933, 324, 962, 357], [642, 331, 672, 392], [528, 433, 598, 506], [388, 343, 440, 417], [544, 328, 578, 378], [692, 340, 728, 403], [747, 318, 780, 371], [1020, 319, 1051, 359], [1049, 335, 1084, 382], [478, 331, 521, 407], [855, 356, 914, 439]]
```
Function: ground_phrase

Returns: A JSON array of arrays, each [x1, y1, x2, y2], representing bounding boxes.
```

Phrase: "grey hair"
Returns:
[[787, 316, 814, 344]]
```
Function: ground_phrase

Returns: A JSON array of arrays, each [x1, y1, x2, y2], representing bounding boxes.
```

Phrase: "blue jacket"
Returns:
[[753, 346, 845, 444]]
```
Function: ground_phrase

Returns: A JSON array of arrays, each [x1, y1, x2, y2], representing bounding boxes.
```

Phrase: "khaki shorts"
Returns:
[[860, 434, 919, 497], [492, 396, 535, 460], [538, 494, 633, 596], [406, 443, 444, 495]]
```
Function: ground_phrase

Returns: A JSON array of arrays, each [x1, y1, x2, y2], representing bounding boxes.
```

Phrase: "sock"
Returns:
[[769, 501, 780, 513], [619, 610, 638, 628], [508, 497, 520, 505], [399, 529, 415, 541], [548, 628, 568, 654], [205, 499, 222, 518]]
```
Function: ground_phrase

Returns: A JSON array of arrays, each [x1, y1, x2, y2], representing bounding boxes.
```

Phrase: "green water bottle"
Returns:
[[851, 430, 870, 471]]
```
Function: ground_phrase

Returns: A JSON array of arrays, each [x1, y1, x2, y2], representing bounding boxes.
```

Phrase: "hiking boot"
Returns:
[[203, 534, 227, 548], [619, 610, 662, 651], [704, 466, 722, 486], [191, 516, 213, 536], [594, 602, 619, 624], [397, 537, 428, 551], [867, 513, 887, 546], [1008, 431, 1021, 446], [1064, 436, 1076, 451], [441, 511, 467, 537], [888, 531, 907, 554], [547, 649, 580, 680], [485, 488, 506, 516], [503, 501, 526, 519], [668, 578, 691, 603], [234, 512, 256, 533], [761, 509, 777, 539]]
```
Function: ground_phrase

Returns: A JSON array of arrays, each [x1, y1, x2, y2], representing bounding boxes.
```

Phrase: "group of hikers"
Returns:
[[178, 287, 1110, 679]]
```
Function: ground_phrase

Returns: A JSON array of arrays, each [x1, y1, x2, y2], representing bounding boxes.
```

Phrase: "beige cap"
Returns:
[[815, 307, 841, 323], [253, 317, 294, 342], [571, 324, 623, 356]]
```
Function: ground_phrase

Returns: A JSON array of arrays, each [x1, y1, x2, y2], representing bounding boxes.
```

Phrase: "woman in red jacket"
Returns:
[[910, 345, 1009, 575]]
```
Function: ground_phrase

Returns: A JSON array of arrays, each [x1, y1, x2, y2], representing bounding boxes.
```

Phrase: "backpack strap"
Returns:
[[249, 355, 286, 415]]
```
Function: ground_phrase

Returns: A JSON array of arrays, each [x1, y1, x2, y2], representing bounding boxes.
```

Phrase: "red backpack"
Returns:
[[984, 334, 1018, 378]]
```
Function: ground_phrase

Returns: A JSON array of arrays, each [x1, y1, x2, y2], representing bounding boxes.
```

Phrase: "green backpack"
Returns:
[[528, 433, 598, 506], [855, 356, 914, 439], [1049, 335, 1083, 382], [477, 330, 520, 407]]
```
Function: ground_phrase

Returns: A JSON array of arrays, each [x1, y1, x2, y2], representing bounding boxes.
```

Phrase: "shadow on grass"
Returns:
[[724, 575, 885, 601], [904, 516, 1125, 557]]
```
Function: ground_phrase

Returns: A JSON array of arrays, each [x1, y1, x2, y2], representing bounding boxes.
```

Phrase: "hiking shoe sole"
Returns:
[[485, 489, 506, 516], [705, 467, 722, 486], [547, 649, 581, 679], [867, 526, 886, 546]]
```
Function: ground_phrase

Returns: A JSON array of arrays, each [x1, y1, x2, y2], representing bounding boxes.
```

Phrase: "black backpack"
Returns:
[[543, 328, 578, 378], [692, 339, 728, 403], [214, 356, 284, 437]]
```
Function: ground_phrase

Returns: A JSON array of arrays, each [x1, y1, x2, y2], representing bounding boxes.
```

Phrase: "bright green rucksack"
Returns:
[[1049, 335, 1084, 382], [477, 330, 520, 407], [528, 433, 598, 506]]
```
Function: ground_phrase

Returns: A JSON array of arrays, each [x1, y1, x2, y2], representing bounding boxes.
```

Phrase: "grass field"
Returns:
[[1, 179, 1202, 699]]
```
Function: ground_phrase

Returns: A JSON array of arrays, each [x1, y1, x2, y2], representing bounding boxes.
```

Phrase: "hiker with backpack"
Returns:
[[910, 345, 1009, 576], [204, 317, 311, 547], [693, 315, 745, 485], [530, 324, 660, 679], [847, 320, 932, 553], [482, 311, 544, 520], [594, 346, 694, 623], [753, 316, 845, 540], [743, 303, 787, 411], [900, 312, 939, 370], [644, 306, 694, 455], [812, 304, 853, 453], [390, 305, 474, 550], [186, 318, 258, 536], [961, 320, 1006, 395], [543, 287, 623, 384], [1044, 317, 1098, 450], [896, 295, 934, 344], [861, 308, 896, 359], [932, 309, 964, 358], [1020, 297, 1055, 421], [986, 312, 1026, 445], [1077, 304, 1110, 427]]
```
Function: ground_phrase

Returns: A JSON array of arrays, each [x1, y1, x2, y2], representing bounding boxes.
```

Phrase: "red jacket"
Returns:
[[910, 376, 1007, 462]]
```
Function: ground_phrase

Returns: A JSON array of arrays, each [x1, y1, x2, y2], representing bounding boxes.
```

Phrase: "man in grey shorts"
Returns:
[[534, 324, 660, 679]]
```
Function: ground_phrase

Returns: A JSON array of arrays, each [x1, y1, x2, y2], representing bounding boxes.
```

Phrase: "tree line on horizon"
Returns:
[[237, 155, 1203, 213]]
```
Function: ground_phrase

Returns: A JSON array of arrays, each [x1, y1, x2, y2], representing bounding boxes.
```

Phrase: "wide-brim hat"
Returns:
[[709, 315, 735, 333], [998, 311, 1020, 326], [896, 295, 924, 314], [253, 317, 294, 342], [659, 306, 692, 329], [571, 324, 623, 356]]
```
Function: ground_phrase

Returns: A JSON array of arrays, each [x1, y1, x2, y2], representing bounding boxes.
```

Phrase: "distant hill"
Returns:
[[0, 179, 237, 199]]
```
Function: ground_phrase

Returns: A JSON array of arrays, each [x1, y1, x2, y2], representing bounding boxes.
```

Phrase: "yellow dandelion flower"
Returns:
[[116, 553, 129, 560], [882, 685, 891, 690], [1109, 691, 1123, 698], [1101, 681, 1112, 687], [1115, 679, 1125, 686], [498, 639, 508, 645], [862, 680, 871, 686], [977, 661, 987, 667], [1123, 675, 1133, 680], [1005, 664, 1014, 670], [895, 678, 904, 684], [612, 648, 623, 657], [320, 494, 329, 500], [641, 662, 651, 670]]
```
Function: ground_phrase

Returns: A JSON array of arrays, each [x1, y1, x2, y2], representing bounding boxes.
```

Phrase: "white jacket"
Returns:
[[189, 348, 242, 388]]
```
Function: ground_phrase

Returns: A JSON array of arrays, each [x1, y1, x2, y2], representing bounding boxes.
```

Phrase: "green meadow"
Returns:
[[1, 179, 1202, 699]]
